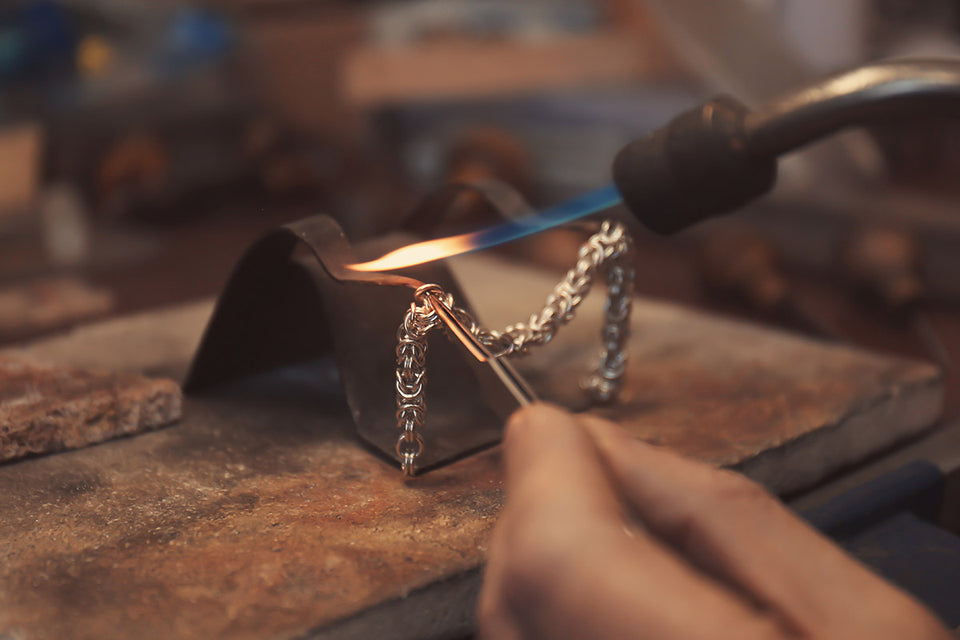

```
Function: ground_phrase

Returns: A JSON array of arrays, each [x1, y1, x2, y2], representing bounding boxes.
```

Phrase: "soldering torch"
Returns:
[[352, 59, 960, 272]]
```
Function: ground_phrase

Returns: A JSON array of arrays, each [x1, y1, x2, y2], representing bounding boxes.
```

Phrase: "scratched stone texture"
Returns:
[[0, 254, 943, 640], [0, 355, 181, 462]]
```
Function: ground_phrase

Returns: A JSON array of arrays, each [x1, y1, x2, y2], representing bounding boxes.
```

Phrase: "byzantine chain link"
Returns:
[[395, 221, 634, 475], [394, 285, 444, 475]]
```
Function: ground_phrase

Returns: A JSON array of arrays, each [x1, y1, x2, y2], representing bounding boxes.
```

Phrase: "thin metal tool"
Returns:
[[421, 286, 492, 363], [421, 287, 537, 407], [394, 220, 634, 475]]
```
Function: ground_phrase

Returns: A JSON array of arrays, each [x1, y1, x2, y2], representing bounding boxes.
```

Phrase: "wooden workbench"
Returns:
[[0, 253, 943, 640]]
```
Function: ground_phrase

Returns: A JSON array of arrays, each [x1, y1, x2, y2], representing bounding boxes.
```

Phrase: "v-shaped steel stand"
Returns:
[[184, 214, 529, 472]]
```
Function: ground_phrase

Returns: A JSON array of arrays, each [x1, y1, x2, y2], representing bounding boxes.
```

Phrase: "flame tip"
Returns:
[[343, 185, 622, 272], [346, 235, 476, 272]]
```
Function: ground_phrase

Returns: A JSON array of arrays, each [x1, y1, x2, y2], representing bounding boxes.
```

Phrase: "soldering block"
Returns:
[[0, 354, 182, 461]]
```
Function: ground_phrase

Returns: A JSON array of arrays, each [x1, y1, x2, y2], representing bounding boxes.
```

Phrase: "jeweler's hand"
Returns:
[[477, 403, 951, 640]]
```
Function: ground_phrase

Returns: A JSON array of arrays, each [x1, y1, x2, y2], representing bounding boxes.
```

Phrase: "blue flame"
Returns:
[[349, 183, 624, 271], [470, 183, 623, 250]]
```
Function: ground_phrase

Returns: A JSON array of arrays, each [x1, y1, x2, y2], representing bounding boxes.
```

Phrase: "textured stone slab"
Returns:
[[0, 253, 943, 640], [0, 354, 182, 461], [0, 277, 114, 342]]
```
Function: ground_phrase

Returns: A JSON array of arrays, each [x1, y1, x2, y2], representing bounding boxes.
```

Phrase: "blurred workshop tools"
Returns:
[[840, 227, 952, 369], [698, 228, 838, 340]]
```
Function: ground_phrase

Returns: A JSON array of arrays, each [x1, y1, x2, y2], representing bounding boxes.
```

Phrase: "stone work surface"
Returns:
[[0, 254, 943, 640], [0, 277, 114, 342], [0, 354, 181, 461]]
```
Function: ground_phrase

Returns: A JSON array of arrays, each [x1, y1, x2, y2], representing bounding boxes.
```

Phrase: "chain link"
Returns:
[[395, 285, 443, 475], [394, 221, 634, 475]]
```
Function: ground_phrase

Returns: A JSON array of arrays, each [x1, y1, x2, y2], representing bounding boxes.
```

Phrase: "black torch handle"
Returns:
[[613, 59, 960, 234]]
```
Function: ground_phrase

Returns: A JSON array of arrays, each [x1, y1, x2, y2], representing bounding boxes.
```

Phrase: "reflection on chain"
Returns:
[[395, 221, 634, 476], [395, 286, 443, 476]]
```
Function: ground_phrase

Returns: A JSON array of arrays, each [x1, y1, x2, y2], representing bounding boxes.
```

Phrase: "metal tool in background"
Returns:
[[697, 228, 839, 340], [839, 226, 952, 369], [432, 127, 535, 229], [696, 225, 951, 368]]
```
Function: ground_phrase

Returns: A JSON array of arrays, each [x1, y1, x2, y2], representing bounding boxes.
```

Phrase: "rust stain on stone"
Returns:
[[0, 354, 181, 462], [0, 391, 503, 640], [0, 292, 942, 640]]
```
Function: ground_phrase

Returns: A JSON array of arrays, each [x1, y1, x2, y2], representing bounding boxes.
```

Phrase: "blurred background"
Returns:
[[5, 0, 960, 409]]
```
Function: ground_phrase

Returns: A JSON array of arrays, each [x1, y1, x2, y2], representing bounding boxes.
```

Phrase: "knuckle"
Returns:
[[669, 471, 777, 547], [503, 403, 553, 446]]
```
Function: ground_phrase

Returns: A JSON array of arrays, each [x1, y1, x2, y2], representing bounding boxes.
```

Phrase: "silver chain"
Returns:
[[395, 221, 634, 475], [394, 286, 443, 475]]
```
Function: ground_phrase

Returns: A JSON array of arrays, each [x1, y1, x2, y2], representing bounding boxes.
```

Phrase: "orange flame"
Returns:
[[347, 184, 623, 272], [348, 233, 479, 272]]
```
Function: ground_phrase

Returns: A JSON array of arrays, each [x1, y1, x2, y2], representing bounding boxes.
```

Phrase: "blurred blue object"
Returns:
[[22, 0, 75, 63], [0, 2, 235, 87], [0, 0, 76, 81], [161, 8, 233, 71], [0, 0, 260, 223], [0, 28, 29, 79]]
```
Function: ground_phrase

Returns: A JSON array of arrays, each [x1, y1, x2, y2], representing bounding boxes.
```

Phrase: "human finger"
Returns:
[[478, 403, 789, 640], [581, 414, 950, 638]]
